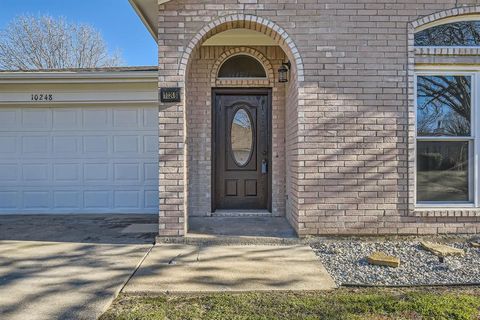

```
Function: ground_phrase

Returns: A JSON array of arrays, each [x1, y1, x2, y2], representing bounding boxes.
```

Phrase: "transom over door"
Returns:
[[214, 90, 271, 210]]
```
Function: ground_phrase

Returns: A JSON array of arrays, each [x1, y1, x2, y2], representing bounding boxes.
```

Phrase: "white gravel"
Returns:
[[311, 240, 480, 286]]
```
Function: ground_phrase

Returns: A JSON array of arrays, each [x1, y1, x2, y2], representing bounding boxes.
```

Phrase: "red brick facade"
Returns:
[[157, 1, 480, 237]]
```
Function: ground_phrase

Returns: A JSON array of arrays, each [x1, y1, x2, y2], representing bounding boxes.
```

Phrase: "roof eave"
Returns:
[[129, 0, 159, 41]]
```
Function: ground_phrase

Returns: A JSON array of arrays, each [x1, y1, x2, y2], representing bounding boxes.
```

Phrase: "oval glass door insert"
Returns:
[[230, 108, 253, 166]]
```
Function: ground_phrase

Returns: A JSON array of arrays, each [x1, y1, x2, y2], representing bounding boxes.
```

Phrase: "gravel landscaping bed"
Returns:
[[312, 239, 480, 286]]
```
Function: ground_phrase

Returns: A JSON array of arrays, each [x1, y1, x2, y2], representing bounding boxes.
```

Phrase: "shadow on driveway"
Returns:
[[0, 214, 157, 244], [0, 214, 156, 320]]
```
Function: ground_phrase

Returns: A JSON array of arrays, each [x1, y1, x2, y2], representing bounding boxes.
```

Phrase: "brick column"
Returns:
[[158, 11, 187, 236], [158, 102, 186, 236]]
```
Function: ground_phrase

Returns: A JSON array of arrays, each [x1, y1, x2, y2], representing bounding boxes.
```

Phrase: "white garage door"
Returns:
[[0, 106, 159, 213]]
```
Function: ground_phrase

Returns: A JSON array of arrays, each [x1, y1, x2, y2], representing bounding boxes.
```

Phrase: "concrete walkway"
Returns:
[[124, 243, 336, 293]]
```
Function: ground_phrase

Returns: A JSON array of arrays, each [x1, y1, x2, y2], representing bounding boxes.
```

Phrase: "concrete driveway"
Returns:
[[0, 214, 157, 320]]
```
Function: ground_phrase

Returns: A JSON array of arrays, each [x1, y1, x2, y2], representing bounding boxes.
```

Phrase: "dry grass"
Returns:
[[100, 287, 480, 320]]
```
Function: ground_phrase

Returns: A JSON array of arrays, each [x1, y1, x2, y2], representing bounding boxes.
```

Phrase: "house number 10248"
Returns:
[[31, 94, 53, 101]]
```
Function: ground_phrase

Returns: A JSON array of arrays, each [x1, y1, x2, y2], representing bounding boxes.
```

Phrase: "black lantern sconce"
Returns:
[[278, 61, 291, 83]]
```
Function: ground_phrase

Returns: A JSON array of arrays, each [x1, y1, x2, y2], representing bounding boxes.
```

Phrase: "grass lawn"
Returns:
[[100, 287, 480, 320]]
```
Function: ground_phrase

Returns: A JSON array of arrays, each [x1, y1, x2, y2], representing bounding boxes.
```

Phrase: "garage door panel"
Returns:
[[0, 164, 18, 181], [24, 191, 50, 209], [0, 106, 158, 214], [84, 191, 110, 209], [23, 164, 49, 182], [144, 163, 158, 183], [54, 191, 80, 209], [144, 135, 157, 153], [0, 109, 18, 128], [114, 109, 139, 128], [53, 109, 80, 129], [114, 163, 140, 181], [22, 136, 49, 154], [84, 136, 109, 153], [0, 136, 17, 153], [114, 191, 139, 208], [83, 109, 109, 128], [143, 109, 158, 127], [113, 135, 139, 153], [53, 136, 80, 154], [53, 164, 80, 182], [84, 163, 110, 181], [22, 109, 50, 129], [0, 191, 17, 208], [145, 191, 159, 208]]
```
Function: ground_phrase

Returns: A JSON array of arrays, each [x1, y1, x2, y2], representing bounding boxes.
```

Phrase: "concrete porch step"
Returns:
[[187, 216, 298, 239], [156, 234, 302, 246], [211, 209, 276, 217]]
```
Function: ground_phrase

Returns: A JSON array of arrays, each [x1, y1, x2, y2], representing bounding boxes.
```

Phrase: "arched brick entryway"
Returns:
[[158, 15, 304, 236], [178, 14, 304, 83]]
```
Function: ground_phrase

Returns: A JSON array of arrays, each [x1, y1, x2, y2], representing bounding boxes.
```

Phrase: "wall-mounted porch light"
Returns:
[[278, 61, 291, 83]]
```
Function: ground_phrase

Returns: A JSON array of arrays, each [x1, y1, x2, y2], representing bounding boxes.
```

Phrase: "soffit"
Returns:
[[130, 0, 170, 40]]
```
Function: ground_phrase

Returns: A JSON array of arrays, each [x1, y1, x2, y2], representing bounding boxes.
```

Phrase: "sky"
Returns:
[[0, 0, 157, 66]]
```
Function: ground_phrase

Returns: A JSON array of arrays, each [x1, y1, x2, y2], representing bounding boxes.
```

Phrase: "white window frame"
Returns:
[[414, 70, 479, 208]]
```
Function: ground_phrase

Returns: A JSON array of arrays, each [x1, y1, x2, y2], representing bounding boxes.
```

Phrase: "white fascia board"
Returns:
[[0, 71, 158, 84]]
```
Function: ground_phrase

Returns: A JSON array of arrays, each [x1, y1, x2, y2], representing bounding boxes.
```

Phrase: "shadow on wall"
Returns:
[[308, 105, 410, 234]]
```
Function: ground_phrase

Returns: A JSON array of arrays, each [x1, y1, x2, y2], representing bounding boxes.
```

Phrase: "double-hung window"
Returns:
[[415, 73, 478, 206], [414, 16, 480, 207]]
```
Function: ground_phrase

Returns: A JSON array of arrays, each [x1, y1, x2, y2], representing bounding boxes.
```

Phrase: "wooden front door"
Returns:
[[213, 89, 271, 210]]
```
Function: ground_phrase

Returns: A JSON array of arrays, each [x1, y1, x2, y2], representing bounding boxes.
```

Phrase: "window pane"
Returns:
[[415, 20, 480, 46], [417, 141, 470, 202], [416, 75, 471, 137], [231, 108, 253, 166], [218, 55, 266, 78]]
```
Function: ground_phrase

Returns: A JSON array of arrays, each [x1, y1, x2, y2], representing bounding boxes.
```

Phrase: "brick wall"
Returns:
[[158, 0, 480, 236]]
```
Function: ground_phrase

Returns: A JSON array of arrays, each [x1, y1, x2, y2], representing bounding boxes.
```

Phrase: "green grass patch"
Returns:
[[100, 288, 480, 320]]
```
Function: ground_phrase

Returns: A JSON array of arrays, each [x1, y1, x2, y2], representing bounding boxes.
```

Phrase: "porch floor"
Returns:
[[188, 216, 297, 238]]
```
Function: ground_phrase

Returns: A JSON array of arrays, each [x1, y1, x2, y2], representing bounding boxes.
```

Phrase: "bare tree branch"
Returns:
[[415, 21, 480, 46], [417, 75, 471, 136], [0, 15, 124, 70]]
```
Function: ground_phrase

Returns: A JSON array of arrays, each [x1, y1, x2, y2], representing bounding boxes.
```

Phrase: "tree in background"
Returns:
[[417, 75, 471, 137], [0, 15, 123, 70], [415, 21, 480, 46]]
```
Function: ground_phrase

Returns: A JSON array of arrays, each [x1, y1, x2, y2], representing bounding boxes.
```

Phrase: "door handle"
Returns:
[[261, 159, 268, 174]]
